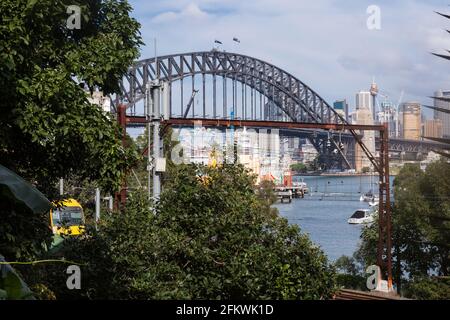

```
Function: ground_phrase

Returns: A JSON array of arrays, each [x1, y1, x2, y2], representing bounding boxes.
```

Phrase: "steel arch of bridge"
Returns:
[[114, 51, 394, 288], [115, 50, 344, 125]]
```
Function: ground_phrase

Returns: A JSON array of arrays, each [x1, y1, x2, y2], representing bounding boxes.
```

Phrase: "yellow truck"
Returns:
[[50, 199, 85, 236]]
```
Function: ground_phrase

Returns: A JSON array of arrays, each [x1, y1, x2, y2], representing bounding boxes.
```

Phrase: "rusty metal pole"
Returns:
[[377, 127, 385, 270], [377, 124, 393, 291], [383, 123, 393, 290]]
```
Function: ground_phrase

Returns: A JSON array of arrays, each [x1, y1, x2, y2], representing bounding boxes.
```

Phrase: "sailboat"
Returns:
[[360, 174, 378, 202]]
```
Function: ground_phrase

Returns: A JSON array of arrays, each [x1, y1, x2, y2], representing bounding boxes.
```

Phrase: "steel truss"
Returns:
[[115, 51, 394, 291]]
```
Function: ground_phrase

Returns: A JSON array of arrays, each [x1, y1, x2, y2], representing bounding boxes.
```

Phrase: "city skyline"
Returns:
[[130, 0, 450, 118]]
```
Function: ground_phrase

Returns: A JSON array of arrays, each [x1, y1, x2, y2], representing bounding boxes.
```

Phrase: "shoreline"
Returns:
[[293, 173, 396, 177]]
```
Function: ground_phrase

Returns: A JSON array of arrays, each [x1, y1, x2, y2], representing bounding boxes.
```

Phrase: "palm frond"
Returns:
[[435, 11, 450, 19], [429, 95, 450, 103], [422, 104, 450, 114], [432, 52, 450, 61]]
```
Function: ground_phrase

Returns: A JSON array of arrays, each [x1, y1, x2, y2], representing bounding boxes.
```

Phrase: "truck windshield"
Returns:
[[52, 207, 83, 226]]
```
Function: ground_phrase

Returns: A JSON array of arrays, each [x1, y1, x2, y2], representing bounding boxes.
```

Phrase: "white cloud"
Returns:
[[131, 0, 450, 116], [151, 3, 210, 24]]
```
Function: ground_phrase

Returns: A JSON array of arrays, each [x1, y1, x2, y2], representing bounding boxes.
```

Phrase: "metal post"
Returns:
[[152, 82, 161, 200], [377, 124, 393, 291], [146, 82, 152, 200], [108, 195, 113, 211], [95, 188, 100, 223], [59, 178, 64, 196], [383, 124, 393, 290], [377, 129, 385, 269]]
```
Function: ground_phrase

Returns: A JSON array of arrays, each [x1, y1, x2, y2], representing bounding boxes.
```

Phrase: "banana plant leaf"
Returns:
[[0, 254, 35, 300], [0, 164, 51, 214]]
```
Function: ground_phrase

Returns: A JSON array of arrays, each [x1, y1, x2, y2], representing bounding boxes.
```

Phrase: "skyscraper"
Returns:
[[423, 119, 443, 139], [434, 90, 450, 138], [378, 101, 397, 137], [353, 92, 375, 172], [333, 100, 349, 121], [401, 102, 421, 140], [356, 91, 372, 111], [353, 107, 375, 172]]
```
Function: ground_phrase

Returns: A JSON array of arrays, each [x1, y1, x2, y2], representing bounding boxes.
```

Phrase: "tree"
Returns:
[[334, 255, 367, 291], [0, 165, 53, 261], [0, 0, 142, 261], [361, 167, 371, 174], [0, 0, 142, 196], [36, 164, 337, 299], [290, 163, 307, 173], [307, 155, 321, 172], [353, 162, 450, 298]]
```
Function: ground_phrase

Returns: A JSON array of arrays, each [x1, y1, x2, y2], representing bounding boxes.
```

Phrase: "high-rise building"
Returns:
[[333, 100, 349, 121], [378, 101, 397, 137], [423, 119, 443, 139], [356, 91, 372, 111], [401, 102, 421, 140], [354, 108, 375, 172], [434, 90, 450, 138]]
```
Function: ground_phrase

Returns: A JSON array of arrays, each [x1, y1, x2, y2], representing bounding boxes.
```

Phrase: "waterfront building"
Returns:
[[300, 141, 318, 164]]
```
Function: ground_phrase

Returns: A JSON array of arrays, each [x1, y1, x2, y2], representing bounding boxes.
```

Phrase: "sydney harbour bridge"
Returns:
[[109, 50, 425, 287], [111, 50, 443, 170]]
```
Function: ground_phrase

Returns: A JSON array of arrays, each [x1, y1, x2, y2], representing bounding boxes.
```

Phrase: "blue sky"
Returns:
[[128, 0, 450, 118]]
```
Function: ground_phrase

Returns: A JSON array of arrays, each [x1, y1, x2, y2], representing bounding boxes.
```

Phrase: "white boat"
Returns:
[[369, 200, 379, 207], [360, 191, 379, 203], [348, 209, 374, 224]]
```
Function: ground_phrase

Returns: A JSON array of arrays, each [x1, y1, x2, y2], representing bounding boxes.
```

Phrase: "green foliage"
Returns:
[[0, 0, 142, 195], [361, 167, 371, 174], [0, 255, 35, 300], [290, 163, 307, 173], [402, 277, 450, 300], [0, 186, 52, 261], [0, 0, 142, 262], [307, 156, 322, 172], [36, 164, 336, 300], [257, 180, 278, 209], [355, 161, 450, 298], [334, 255, 367, 291]]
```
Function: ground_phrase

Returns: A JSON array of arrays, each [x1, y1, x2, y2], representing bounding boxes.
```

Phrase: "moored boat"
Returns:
[[347, 209, 374, 224]]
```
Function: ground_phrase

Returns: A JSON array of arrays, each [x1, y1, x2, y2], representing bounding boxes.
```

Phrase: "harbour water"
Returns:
[[274, 175, 394, 262]]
